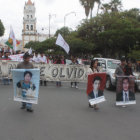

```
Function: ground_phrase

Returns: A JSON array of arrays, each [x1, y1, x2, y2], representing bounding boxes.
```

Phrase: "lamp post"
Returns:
[[49, 14, 56, 38], [64, 12, 76, 38]]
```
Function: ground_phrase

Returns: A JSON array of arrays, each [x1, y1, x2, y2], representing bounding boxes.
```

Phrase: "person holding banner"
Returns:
[[124, 60, 133, 76], [70, 57, 79, 88], [88, 59, 100, 74], [39, 52, 47, 86], [17, 52, 34, 112], [87, 59, 102, 109], [115, 57, 126, 76]]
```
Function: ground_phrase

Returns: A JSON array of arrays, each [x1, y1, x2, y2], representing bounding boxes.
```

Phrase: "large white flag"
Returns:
[[55, 34, 70, 54], [9, 26, 17, 51]]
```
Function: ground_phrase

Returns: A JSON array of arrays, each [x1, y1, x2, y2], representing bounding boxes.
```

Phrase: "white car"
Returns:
[[94, 58, 120, 89]]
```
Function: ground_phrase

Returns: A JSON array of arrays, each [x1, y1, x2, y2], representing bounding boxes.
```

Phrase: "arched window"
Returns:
[[26, 25, 29, 30], [31, 25, 33, 30]]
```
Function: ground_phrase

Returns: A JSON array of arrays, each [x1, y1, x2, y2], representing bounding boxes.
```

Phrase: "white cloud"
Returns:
[[0, 0, 139, 40]]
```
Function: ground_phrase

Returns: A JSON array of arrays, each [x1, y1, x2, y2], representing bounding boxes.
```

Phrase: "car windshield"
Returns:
[[107, 60, 120, 69]]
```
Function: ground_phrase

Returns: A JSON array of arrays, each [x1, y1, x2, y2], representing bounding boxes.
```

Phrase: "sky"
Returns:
[[0, 0, 139, 40]]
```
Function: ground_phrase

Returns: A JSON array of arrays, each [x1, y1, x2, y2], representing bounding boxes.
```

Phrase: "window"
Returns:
[[26, 25, 29, 30], [31, 15, 32, 18], [31, 25, 33, 30], [27, 15, 29, 18]]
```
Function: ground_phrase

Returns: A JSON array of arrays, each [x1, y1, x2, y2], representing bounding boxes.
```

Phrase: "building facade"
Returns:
[[22, 0, 49, 48]]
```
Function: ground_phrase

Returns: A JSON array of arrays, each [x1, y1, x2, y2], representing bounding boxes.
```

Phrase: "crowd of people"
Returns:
[[0, 48, 140, 112]]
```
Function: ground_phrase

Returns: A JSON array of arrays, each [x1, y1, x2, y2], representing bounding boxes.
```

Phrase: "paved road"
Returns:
[[0, 82, 140, 140]]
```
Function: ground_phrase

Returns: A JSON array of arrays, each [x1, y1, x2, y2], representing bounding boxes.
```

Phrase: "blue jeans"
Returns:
[[2, 78, 10, 85], [22, 102, 32, 109]]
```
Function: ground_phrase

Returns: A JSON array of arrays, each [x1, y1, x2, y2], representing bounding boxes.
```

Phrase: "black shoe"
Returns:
[[27, 108, 34, 112], [20, 106, 26, 109], [89, 103, 93, 108], [44, 81, 47, 86]]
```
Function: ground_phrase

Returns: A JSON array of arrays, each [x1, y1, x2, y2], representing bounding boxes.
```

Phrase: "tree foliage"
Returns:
[[0, 20, 5, 37], [77, 8, 140, 58]]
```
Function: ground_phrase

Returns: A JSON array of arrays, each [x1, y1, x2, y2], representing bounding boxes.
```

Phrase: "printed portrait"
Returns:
[[116, 76, 135, 103], [12, 69, 40, 104], [87, 73, 106, 100]]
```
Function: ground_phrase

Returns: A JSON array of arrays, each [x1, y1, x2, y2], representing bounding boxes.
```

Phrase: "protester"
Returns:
[[54, 56, 63, 87], [32, 52, 40, 63], [61, 56, 66, 64], [2, 51, 11, 60], [87, 59, 102, 110], [70, 57, 79, 88], [124, 60, 133, 76], [1, 51, 11, 85], [88, 59, 100, 74], [0, 51, 3, 59], [39, 52, 47, 86], [115, 57, 126, 76], [38, 52, 47, 63], [17, 52, 34, 112]]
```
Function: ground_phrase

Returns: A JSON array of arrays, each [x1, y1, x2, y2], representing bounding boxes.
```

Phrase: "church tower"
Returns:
[[22, 0, 37, 47]]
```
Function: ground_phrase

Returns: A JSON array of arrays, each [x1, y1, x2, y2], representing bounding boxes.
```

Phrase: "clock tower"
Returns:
[[22, 0, 37, 47]]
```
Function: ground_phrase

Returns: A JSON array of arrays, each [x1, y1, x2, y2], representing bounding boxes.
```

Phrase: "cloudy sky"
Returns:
[[0, 0, 139, 40]]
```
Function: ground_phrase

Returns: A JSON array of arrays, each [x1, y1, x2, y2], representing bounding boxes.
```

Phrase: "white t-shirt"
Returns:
[[38, 56, 47, 63], [33, 56, 40, 63]]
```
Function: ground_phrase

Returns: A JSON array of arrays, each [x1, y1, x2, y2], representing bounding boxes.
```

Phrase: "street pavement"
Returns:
[[0, 82, 140, 140]]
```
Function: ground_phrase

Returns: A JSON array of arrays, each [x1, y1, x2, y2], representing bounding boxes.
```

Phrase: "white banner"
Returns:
[[0, 60, 89, 82]]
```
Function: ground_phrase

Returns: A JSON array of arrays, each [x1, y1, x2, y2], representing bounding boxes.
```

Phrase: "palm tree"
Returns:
[[109, 0, 122, 12], [79, 0, 90, 18], [96, 0, 102, 16], [79, 0, 102, 18]]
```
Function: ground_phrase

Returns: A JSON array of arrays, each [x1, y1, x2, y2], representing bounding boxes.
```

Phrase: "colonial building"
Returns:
[[22, 0, 49, 48]]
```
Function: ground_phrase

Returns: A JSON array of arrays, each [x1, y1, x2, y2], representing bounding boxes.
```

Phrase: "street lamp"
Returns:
[[64, 12, 76, 38], [49, 14, 56, 38]]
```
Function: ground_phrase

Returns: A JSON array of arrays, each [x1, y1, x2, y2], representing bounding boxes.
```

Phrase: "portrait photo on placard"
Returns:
[[12, 69, 40, 104], [87, 73, 106, 104], [116, 76, 136, 105]]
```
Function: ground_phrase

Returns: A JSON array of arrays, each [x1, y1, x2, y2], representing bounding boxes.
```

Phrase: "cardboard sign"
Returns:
[[116, 76, 136, 106], [87, 73, 106, 104], [12, 69, 40, 104]]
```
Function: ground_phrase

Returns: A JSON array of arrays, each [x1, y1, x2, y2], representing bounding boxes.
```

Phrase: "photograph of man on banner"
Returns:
[[116, 76, 136, 106], [12, 69, 40, 105], [87, 73, 106, 110]]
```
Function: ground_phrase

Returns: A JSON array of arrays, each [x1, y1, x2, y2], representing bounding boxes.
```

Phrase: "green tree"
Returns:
[[55, 27, 72, 38], [0, 20, 5, 37], [77, 11, 140, 58]]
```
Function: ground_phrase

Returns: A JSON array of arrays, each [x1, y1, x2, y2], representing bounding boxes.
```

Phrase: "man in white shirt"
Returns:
[[32, 52, 40, 63], [38, 53, 46, 64]]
